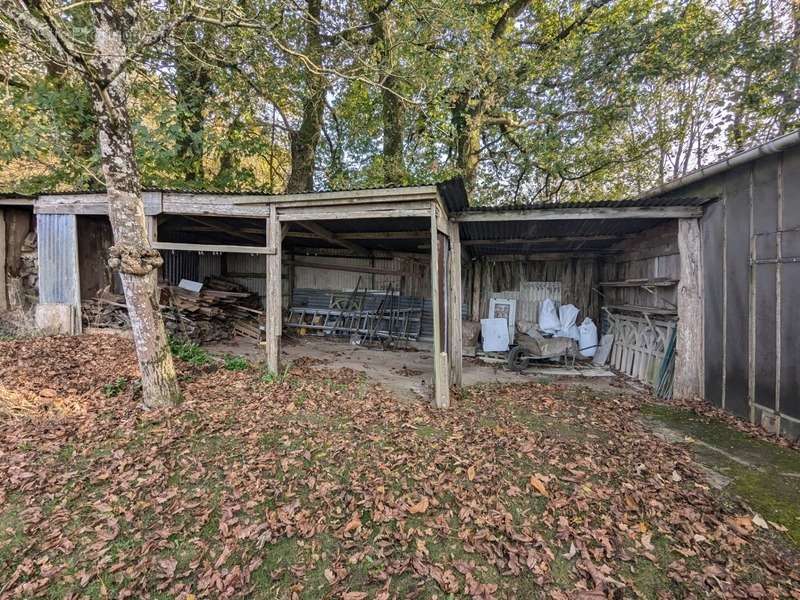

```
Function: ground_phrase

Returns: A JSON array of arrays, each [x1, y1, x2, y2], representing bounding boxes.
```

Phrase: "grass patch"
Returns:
[[169, 337, 211, 365], [223, 354, 249, 371], [643, 403, 800, 546], [102, 377, 128, 397]]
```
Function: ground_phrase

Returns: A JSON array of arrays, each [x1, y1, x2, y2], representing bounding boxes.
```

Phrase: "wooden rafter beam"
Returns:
[[461, 234, 631, 246], [451, 206, 703, 222], [285, 230, 428, 241], [182, 215, 264, 244], [295, 221, 370, 255]]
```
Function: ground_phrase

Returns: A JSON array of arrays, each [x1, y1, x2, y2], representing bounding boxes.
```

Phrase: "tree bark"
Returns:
[[174, 22, 212, 185], [286, 0, 326, 193], [91, 2, 180, 408], [369, 4, 405, 184], [452, 93, 484, 192]]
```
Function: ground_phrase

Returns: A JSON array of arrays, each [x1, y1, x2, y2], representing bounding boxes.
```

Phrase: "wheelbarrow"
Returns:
[[506, 330, 578, 372]]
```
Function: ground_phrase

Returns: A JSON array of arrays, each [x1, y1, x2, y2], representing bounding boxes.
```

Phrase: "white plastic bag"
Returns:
[[578, 317, 598, 357], [557, 304, 580, 340], [538, 298, 560, 333]]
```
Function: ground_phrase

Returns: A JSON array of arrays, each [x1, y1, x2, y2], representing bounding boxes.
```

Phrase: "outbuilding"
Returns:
[[1, 130, 798, 438]]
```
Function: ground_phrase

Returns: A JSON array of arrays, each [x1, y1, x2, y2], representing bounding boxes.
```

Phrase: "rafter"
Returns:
[[295, 221, 370, 255]]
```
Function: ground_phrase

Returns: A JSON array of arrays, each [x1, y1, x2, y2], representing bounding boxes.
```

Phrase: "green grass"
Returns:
[[223, 354, 249, 371], [643, 403, 800, 546], [102, 377, 128, 397], [168, 337, 211, 365]]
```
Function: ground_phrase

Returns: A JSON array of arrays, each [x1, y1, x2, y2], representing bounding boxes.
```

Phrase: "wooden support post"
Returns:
[[431, 204, 450, 408], [674, 218, 703, 399], [448, 220, 463, 388], [470, 259, 482, 321], [0, 210, 7, 311], [265, 205, 282, 373]]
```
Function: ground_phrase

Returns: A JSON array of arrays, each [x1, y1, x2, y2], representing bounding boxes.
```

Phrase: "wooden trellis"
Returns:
[[605, 311, 676, 387]]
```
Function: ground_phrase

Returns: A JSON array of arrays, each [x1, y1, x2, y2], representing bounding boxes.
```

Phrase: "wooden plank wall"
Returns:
[[601, 221, 679, 310], [468, 258, 600, 323]]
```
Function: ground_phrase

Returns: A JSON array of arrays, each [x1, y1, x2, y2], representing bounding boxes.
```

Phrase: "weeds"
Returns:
[[261, 363, 292, 384], [168, 337, 210, 366], [223, 355, 249, 371], [102, 378, 128, 398]]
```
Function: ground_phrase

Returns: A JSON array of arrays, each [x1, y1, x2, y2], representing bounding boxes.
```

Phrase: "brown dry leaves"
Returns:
[[0, 335, 798, 599]]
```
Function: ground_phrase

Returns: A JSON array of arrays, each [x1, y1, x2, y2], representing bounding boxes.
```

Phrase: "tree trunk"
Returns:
[[369, 5, 405, 184], [452, 93, 483, 192], [174, 23, 212, 185], [91, 2, 180, 408], [286, 0, 326, 193]]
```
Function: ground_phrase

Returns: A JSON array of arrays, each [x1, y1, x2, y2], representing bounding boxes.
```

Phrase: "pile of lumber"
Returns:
[[83, 278, 264, 343]]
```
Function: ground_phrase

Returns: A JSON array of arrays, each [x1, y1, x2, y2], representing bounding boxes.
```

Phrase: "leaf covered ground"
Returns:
[[0, 335, 799, 599]]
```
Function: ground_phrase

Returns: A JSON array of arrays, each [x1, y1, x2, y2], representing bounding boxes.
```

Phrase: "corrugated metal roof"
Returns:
[[459, 195, 711, 212], [436, 178, 469, 212], [34, 180, 447, 197]]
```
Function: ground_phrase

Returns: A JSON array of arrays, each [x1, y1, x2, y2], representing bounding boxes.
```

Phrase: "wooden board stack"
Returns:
[[83, 278, 264, 343]]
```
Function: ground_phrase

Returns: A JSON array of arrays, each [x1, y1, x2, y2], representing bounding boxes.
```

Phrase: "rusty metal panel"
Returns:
[[37, 213, 80, 306]]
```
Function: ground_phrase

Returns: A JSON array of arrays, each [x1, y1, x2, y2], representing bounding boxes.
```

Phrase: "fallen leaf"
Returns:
[[467, 465, 476, 481], [408, 496, 429, 514], [529, 475, 548, 497], [752, 514, 769, 530]]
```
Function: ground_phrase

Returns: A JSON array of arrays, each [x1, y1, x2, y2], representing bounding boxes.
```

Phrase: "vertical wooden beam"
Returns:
[[448, 220, 463, 388], [0, 210, 7, 311], [431, 203, 449, 408], [674, 218, 703, 399], [265, 204, 282, 373], [470, 259, 482, 321]]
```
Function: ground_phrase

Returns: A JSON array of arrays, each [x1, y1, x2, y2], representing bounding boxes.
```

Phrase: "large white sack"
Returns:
[[557, 304, 580, 340], [578, 317, 598, 357], [538, 298, 560, 333]]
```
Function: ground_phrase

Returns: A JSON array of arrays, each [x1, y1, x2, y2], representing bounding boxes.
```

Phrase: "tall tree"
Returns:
[[173, 20, 213, 185], [0, 0, 220, 407], [286, 0, 327, 193], [366, 0, 405, 184]]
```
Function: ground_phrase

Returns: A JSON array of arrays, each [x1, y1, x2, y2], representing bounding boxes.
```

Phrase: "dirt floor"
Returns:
[[208, 335, 618, 400], [1, 334, 800, 599]]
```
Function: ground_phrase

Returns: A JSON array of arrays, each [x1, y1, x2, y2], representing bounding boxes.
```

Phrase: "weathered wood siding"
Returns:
[[601, 221, 679, 310], [466, 257, 600, 324]]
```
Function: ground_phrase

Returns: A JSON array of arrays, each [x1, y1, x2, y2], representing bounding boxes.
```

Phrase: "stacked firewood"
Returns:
[[83, 278, 264, 343]]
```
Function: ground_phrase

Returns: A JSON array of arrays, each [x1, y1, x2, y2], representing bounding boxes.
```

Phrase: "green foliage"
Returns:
[[168, 337, 210, 366], [223, 355, 249, 371], [102, 378, 128, 398], [260, 363, 292, 385], [1, 0, 797, 201]]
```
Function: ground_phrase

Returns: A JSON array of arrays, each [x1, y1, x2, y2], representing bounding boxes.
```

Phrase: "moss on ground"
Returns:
[[642, 404, 800, 546]]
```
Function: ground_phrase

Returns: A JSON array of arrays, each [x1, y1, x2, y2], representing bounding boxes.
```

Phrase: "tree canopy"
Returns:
[[2, 0, 798, 204]]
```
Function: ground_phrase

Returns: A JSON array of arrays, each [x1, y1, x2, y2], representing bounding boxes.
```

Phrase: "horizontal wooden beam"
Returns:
[[278, 205, 431, 221], [0, 198, 34, 207], [152, 241, 276, 254], [285, 229, 429, 241], [290, 258, 399, 276], [451, 206, 703, 222], [462, 234, 630, 246], [478, 251, 619, 262]]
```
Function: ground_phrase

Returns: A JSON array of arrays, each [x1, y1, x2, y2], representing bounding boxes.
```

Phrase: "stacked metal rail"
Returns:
[[286, 285, 424, 342]]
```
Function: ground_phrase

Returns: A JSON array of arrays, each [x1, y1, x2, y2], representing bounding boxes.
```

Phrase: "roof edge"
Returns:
[[638, 129, 800, 199]]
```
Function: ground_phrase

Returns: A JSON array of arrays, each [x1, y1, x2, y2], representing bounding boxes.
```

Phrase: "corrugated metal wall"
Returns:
[[38, 214, 80, 306]]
